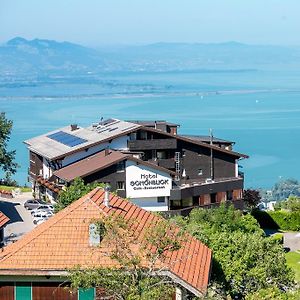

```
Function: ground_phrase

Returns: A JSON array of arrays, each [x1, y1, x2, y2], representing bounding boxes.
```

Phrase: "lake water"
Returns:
[[1, 69, 300, 188]]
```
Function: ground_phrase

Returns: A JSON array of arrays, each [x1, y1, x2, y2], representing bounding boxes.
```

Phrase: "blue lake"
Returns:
[[1, 69, 300, 188]]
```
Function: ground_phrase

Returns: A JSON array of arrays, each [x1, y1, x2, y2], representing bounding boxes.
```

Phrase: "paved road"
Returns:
[[284, 232, 300, 252], [0, 192, 35, 244]]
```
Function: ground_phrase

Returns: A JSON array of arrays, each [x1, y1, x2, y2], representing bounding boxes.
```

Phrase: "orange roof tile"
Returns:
[[0, 211, 10, 227], [0, 188, 211, 296]]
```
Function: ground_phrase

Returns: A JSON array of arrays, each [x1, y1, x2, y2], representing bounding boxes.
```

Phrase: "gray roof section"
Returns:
[[128, 120, 179, 127], [181, 135, 234, 145], [24, 119, 141, 160]]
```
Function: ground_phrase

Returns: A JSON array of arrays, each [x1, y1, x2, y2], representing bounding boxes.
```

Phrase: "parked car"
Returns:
[[32, 212, 52, 224], [24, 199, 45, 210], [34, 218, 48, 225], [30, 204, 54, 215], [32, 210, 53, 218]]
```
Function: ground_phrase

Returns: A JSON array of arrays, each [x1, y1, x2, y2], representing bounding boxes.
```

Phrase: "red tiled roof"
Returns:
[[36, 176, 61, 193], [0, 211, 10, 227], [0, 188, 211, 295]]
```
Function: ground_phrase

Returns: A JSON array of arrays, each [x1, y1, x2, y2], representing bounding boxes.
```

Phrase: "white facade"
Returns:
[[43, 157, 52, 179], [130, 196, 169, 211], [125, 160, 172, 211]]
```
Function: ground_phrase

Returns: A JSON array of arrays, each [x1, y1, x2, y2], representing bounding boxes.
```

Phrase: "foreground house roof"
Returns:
[[53, 149, 176, 182], [0, 211, 10, 228], [0, 188, 211, 296]]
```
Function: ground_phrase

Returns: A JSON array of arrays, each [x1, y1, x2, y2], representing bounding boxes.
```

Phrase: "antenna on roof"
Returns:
[[104, 185, 111, 207], [209, 128, 214, 179]]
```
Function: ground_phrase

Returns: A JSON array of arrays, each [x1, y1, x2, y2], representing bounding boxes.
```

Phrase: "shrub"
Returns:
[[270, 233, 284, 244], [252, 210, 300, 231]]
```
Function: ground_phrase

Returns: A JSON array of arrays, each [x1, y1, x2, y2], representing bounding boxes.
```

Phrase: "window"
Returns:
[[198, 169, 203, 175], [226, 190, 233, 201], [210, 193, 217, 204], [116, 161, 125, 172], [157, 151, 166, 159], [117, 181, 125, 190], [140, 131, 147, 140], [130, 132, 137, 141], [157, 196, 165, 203]]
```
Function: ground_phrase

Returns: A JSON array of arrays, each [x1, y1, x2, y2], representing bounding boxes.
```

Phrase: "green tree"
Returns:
[[69, 215, 185, 300], [272, 179, 300, 201], [242, 189, 261, 209], [245, 287, 300, 300], [178, 205, 295, 299], [275, 196, 300, 212], [0, 112, 18, 176], [55, 177, 104, 211]]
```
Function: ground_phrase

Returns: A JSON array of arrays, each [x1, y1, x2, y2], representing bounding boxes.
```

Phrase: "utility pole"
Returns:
[[210, 128, 214, 179]]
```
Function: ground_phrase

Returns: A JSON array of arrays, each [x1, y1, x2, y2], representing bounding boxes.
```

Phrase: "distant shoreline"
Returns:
[[0, 88, 299, 100]]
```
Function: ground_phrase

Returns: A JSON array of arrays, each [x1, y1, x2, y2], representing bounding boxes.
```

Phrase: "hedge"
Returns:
[[252, 210, 300, 231]]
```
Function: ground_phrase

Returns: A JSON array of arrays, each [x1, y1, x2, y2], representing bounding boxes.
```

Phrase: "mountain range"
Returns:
[[1, 37, 300, 78]]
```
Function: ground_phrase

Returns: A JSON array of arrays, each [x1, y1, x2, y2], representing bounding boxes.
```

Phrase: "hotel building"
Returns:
[[25, 118, 248, 213]]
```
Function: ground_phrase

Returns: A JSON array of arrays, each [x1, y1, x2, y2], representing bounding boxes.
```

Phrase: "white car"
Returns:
[[32, 211, 53, 224], [32, 210, 53, 218], [30, 205, 54, 215]]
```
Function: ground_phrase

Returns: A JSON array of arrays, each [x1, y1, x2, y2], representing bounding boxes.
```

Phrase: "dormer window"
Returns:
[[89, 221, 106, 247], [89, 223, 100, 246]]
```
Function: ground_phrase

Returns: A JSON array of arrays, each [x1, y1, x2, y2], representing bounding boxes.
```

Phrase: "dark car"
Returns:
[[24, 199, 45, 210]]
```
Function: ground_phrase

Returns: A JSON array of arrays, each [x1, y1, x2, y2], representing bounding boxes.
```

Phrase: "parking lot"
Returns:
[[0, 192, 36, 244]]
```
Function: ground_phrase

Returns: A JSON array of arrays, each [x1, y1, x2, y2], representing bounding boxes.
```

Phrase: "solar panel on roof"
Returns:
[[102, 118, 116, 126], [47, 131, 87, 147], [121, 125, 138, 132]]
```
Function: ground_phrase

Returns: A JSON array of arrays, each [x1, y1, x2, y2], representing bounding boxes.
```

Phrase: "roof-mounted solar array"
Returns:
[[47, 131, 87, 147], [102, 118, 118, 126]]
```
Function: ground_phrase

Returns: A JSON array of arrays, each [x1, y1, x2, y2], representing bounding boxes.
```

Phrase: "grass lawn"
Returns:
[[0, 185, 31, 193], [286, 251, 300, 282]]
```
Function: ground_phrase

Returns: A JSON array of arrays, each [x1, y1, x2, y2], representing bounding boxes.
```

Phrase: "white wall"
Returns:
[[130, 196, 169, 211], [125, 160, 172, 198], [43, 158, 52, 179], [235, 160, 239, 177], [62, 135, 129, 167]]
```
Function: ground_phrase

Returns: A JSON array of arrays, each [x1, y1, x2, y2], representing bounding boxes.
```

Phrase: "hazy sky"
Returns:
[[1, 0, 300, 46]]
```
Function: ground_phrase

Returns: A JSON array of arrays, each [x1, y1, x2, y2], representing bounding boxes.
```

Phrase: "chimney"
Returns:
[[70, 124, 78, 131], [104, 185, 111, 207], [104, 148, 110, 156]]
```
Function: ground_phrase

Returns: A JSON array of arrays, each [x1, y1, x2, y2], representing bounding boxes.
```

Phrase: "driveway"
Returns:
[[284, 232, 300, 252], [0, 192, 35, 244]]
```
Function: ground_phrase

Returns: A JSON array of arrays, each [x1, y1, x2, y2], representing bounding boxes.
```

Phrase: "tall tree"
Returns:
[[0, 112, 18, 175], [243, 189, 261, 209], [272, 179, 300, 201]]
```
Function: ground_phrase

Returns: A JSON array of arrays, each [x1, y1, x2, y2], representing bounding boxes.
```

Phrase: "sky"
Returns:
[[1, 0, 300, 46]]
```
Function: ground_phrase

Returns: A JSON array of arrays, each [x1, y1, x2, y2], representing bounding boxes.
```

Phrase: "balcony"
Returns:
[[170, 177, 244, 200], [128, 139, 177, 151]]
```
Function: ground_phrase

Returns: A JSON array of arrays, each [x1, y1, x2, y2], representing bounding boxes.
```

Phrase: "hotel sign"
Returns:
[[126, 161, 171, 198]]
